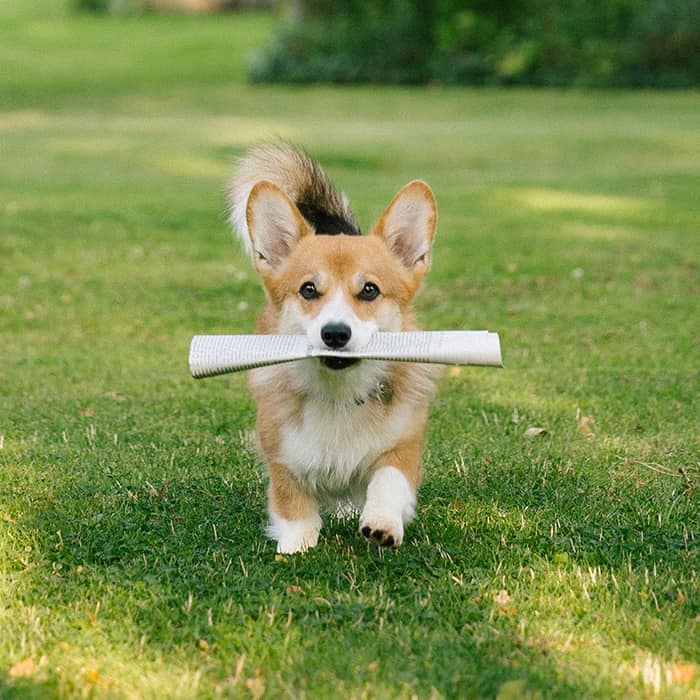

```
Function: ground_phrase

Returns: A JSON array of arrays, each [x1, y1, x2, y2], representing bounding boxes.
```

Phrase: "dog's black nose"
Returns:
[[321, 322, 352, 349]]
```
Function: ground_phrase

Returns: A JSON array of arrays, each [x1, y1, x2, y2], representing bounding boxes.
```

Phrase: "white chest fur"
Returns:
[[278, 395, 414, 499]]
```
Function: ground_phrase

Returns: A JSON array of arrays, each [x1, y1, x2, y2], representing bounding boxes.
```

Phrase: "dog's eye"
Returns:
[[299, 281, 319, 300], [358, 282, 380, 301]]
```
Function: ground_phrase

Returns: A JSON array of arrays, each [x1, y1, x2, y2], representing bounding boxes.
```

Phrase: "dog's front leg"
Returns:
[[359, 444, 422, 548], [267, 461, 321, 554]]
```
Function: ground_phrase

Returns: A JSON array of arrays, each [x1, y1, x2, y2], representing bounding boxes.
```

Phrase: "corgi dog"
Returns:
[[227, 143, 437, 554]]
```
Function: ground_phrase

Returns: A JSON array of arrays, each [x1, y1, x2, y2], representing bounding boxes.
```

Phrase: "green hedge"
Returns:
[[250, 0, 700, 87], [72, 0, 145, 11]]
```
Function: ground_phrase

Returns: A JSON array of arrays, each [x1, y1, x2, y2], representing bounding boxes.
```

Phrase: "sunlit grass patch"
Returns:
[[510, 187, 650, 216], [558, 222, 638, 242]]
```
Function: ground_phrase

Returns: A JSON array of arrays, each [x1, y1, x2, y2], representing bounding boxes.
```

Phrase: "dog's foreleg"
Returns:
[[267, 462, 321, 554], [359, 445, 422, 548]]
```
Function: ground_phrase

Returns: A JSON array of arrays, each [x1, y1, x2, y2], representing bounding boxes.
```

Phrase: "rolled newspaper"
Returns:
[[189, 330, 502, 379]]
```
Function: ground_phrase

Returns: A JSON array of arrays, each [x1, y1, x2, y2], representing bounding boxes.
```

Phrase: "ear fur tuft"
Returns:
[[246, 180, 312, 273], [371, 180, 437, 276]]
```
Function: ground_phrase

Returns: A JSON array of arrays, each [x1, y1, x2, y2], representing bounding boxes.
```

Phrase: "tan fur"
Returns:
[[227, 143, 438, 552]]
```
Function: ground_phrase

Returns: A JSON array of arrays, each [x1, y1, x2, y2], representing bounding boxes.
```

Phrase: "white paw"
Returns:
[[268, 512, 322, 554], [359, 511, 404, 548], [359, 466, 416, 549]]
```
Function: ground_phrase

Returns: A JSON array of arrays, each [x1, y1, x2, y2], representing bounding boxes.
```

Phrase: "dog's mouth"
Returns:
[[320, 356, 360, 371]]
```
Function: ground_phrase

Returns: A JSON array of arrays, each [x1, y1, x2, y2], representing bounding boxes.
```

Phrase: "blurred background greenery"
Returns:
[[72, 0, 700, 88]]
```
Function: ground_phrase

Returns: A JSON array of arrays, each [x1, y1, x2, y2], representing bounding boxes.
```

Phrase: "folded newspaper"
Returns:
[[189, 330, 502, 379]]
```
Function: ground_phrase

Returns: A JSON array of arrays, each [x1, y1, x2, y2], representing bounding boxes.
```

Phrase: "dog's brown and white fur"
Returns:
[[227, 143, 437, 553]]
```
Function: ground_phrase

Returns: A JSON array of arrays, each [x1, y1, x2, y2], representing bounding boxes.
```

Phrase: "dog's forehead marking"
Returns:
[[274, 234, 416, 328], [317, 287, 354, 321], [279, 234, 416, 300], [293, 235, 388, 272]]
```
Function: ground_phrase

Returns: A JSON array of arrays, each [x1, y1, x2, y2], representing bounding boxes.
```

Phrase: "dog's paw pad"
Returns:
[[360, 524, 400, 548]]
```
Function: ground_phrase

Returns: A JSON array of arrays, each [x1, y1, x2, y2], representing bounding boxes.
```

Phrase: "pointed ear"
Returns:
[[370, 180, 437, 279], [246, 180, 312, 273]]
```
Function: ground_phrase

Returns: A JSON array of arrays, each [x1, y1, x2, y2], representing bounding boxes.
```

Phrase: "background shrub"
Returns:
[[71, 0, 147, 13], [251, 0, 700, 87]]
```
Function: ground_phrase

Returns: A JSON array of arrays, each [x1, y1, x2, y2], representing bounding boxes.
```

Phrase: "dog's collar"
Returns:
[[354, 381, 393, 407]]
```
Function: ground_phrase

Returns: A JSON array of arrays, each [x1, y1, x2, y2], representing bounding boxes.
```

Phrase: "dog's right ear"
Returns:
[[246, 180, 312, 273], [370, 180, 437, 285]]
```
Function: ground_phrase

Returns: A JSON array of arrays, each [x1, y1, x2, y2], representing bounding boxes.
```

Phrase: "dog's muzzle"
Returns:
[[320, 322, 359, 370]]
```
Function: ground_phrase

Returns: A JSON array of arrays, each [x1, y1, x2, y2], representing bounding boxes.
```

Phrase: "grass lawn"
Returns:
[[1, 2, 699, 698]]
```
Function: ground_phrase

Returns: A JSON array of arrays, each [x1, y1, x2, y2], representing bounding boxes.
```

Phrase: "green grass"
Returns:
[[1, 2, 699, 698]]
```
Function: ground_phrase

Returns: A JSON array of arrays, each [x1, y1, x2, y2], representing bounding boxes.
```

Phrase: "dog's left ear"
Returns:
[[371, 181, 437, 282]]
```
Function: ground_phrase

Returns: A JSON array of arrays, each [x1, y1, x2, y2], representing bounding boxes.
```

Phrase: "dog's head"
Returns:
[[245, 180, 437, 372]]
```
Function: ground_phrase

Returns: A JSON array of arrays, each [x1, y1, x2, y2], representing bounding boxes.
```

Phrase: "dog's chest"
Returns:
[[278, 397, 413, 495]]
